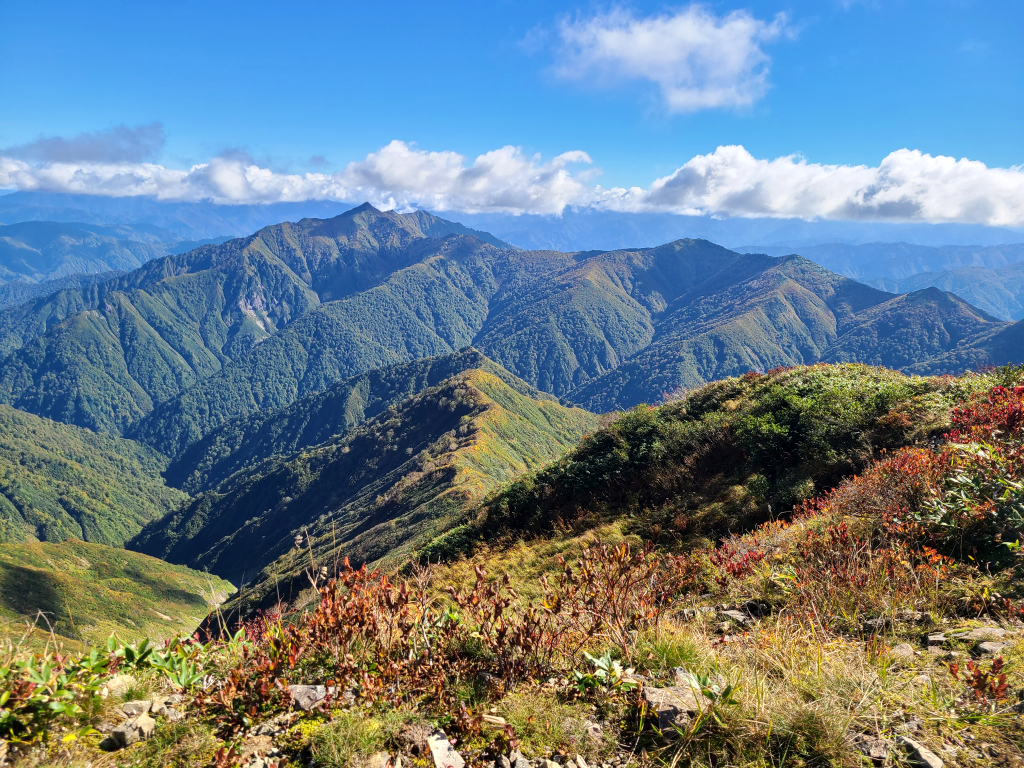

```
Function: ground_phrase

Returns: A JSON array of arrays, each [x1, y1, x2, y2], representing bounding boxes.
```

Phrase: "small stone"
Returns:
[[105, 673, 136, 699], [112, 724, 139, 748], [133, 713, 157, 740], [642, 686, 703, 731], [891, 643, 915, 660], [544, 761, 560, 768], [122, 699, 152, 717], [361, 752, 392, 768], [897, 736, 944, 768], [585, 722, 603, 742], [427, 730, 465, 768], [509, 751, 525, 767], [977, 641, 1008, 655], [854, 736, 890, 764], [288, 684, 337, 711], [499, 755, 512, 768], [164, 706, 184, 722], [926, 633, 946, 646]]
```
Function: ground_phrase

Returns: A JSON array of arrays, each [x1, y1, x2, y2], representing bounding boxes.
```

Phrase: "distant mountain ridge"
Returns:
[[736, 241, 1024, 321], [0, 203, 1018, 457]]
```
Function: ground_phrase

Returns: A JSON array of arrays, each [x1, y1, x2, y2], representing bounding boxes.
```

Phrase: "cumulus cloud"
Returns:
[[3, 137, 1024, 227], [627, 145, 1024, 227], [1, 123, 165, 163], [0, 140, 597, 214], [553, 5, 791, 112]]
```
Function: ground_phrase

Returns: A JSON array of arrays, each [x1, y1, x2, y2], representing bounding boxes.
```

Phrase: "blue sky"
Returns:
[[1, 1, 1023, 224]]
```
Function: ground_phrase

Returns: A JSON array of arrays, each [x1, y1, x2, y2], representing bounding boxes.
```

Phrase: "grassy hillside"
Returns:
[[0, 539, 232, 647], [0, 404, 185, 545], [131, 368, 600, 613], [456, 364, 995, 554], [164, 348, 556, 494]]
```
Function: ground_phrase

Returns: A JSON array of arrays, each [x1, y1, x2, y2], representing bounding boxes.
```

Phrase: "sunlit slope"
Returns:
[[164, 348, 558, 494], [0, 539, 233, 647]]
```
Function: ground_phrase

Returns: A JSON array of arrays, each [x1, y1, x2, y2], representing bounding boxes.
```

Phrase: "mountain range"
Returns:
[[0, 204, 1016, 445], [0, 200, 1019, 638]]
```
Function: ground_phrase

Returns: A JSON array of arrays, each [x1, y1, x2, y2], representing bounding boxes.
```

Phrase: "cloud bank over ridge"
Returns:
[[2, 134, 1024, 227]]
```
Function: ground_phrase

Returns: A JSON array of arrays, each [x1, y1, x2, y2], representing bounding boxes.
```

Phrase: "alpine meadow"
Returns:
[[2, 2, 1024, 766]]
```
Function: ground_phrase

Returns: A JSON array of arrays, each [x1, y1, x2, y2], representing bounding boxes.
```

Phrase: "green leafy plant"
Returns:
[[571, 651, 637, 694]]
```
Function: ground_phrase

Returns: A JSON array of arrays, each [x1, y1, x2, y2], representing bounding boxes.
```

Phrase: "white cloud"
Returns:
[[553, 5, 791, 112], [627, 145, 1024, 227], [0, 140, 596, 214], [3, 139, 1024, 227]]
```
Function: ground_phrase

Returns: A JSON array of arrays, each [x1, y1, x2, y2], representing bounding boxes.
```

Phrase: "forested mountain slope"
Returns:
[[0, 404, 185, 545], [164, 348, 554, 494], [130, 367, 599, 610], [0, 205, 498, 433]]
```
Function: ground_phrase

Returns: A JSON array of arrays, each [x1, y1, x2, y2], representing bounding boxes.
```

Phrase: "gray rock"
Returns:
[[122, 699, 152, 717], [863, 617, 891, 633], [854, 736, 890, 764], [977, 641, 1008, 655], [891, 643, 915, 660], [926, 633, 946, 646], [112, 724, 139, 748], [897, 736, 944, 768], [499, 755, 512, 768], [105, 673, 136, 699], [133, 713, 157, 740], [164, 707, 184, 722], [427, 730, 465, 768], [739, 600, 770, 618], [509, 751, 525, 768], [642, 686, 703, 731], [585, 721, 603, 742], [964, 627, 1007, 641], [359, 752, 392, 768], [288, 684, 338, 711]]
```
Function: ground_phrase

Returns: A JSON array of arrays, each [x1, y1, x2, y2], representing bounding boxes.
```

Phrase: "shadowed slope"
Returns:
[[130, 368, 599, 612]]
